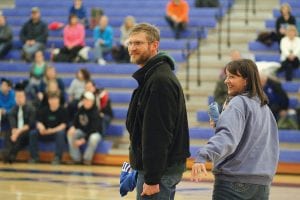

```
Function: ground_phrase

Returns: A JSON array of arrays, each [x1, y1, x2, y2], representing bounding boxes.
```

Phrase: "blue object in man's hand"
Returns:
[[120, 162, 138, 197]]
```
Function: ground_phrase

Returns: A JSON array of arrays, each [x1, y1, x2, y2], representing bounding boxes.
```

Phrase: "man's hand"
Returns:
[[98, 39, 104, 45], [11, 129, 21, 142], [74, 138, 86, 147], [288, 54, 296, 61], [44, 128, 55, 135], [37, 122, 46, 134], [191, 163, 207, 182], [0, 109, 6, 115], [141, 183, 159, 196]]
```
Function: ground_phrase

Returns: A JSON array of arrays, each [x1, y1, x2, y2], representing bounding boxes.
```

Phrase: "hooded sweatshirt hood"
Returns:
[[133, 52, 175, 85]]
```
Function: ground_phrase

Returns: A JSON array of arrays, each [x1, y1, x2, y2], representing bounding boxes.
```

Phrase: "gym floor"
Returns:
[[0, 163, 299, 200]]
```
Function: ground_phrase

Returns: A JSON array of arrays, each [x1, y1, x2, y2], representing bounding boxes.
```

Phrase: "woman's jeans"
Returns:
[[213, 179, 270, 200]]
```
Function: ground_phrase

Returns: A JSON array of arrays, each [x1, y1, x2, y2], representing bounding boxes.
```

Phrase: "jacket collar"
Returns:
[[132, 52, 175, 85]]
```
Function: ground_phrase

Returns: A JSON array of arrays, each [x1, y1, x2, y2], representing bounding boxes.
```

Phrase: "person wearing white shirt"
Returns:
[[279, 25, 300, 81]]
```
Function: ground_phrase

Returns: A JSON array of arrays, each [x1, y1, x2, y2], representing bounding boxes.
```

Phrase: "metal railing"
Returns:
[[245, 0, 257, 24], [182, 27, 205, 100]]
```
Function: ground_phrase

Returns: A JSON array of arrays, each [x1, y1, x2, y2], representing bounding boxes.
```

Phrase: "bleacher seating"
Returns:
[[1, 0, 235, 158], [0, 0, 233, 63]]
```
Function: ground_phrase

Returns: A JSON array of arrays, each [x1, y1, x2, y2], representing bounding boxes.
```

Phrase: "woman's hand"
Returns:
[[191, 163, 207, 182]]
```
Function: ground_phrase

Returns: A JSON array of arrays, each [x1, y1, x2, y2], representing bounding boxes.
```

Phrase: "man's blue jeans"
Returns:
[[29, 129, 66, 160], [67, 129, 101, 162], [213, 178, 270, 200], [136, 171, 182, 200]]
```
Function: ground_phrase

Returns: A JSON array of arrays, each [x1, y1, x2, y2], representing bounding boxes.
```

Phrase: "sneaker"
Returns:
[[65, 159, 82, 165], [51, 157, 61, 165], [97, 58, 106, 66], [83, 160, 92, 165]]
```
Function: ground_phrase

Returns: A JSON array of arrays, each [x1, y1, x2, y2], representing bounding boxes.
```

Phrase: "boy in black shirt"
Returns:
[[28, 91, 67, 164], [67, 91, 102, 165]]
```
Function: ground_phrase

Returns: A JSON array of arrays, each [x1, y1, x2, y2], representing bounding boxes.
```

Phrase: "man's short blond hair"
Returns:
[[129, 23, 160, 42]]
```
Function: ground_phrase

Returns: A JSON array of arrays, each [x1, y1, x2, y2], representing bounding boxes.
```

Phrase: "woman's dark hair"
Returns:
[[224, 59, 268, 106], [78, 68, 91, 81], [68, 14, 78, 24]]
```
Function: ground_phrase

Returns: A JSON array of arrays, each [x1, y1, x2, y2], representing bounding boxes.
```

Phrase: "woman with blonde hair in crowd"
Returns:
[[275, 3, 296, 42], [112, 15, 136, 63]]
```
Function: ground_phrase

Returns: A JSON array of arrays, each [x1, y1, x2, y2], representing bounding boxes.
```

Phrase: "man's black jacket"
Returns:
[[126, 52, 190, 185]]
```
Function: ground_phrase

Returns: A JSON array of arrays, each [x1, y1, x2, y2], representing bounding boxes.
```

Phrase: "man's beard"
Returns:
[[130, 51, 151, 66]]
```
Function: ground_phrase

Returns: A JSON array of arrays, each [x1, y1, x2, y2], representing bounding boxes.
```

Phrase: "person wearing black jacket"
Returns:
[[260, 72, 289, 120], [275, 3, 296, 42], [3, 84, 35, 163], [85, 80, 113, 135], [126, 23, 190, 199], [67, 91, 102, 165], [0, 15, 12, 58], [19, 7, 48, 62]]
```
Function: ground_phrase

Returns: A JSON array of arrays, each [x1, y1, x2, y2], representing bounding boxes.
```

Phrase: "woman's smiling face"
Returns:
[[224, 69, 247, 96]]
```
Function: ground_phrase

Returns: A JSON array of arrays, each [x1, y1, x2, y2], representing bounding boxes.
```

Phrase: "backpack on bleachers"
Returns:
[[256, 31, 277, 46], [195, 0, 219, 7]]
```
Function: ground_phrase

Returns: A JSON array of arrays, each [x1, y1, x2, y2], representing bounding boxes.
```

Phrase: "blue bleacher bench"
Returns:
[[248, 41, 279, 52]]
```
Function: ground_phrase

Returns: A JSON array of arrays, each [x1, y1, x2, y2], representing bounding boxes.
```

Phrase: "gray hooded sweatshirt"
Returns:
[[195, 94, 279, 185]]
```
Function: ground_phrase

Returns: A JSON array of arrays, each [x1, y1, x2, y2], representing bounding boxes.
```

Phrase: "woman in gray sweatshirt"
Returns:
[[191, 59, 279, 200]]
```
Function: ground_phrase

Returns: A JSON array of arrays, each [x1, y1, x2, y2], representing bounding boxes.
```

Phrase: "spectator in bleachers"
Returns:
[[85, 80, 113, 136], [25, 51, 47, 100], [67, 91, 102, 165], [3, 84, 35, 163], [0, 78, 15, 131], [67, 68, 91, 120], [260, 71, 298, 129], [279, 25, 300, 81], [53, 14, 85, 63], [93, 15, 113, 65], [260, 71, 289, 120], [275, 3, 296, 42], [0, 14, 12, 59], [38, 66, 65, 100], [19, 7, 48, 62], [29, 91, 68, 164], [165, 0, 189, 39], [112, 16, 136, 63], [69, 0, 89, 28], [39, 80, 65, 109]]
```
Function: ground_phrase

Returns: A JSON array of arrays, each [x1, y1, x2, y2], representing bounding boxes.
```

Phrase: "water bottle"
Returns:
[[208, 101, 220, 125]]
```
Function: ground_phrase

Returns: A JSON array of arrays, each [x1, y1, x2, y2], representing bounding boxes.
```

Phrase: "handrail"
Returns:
[[252, 0, 256, 15], [227, 0, 231, 48], [196, 27, 204, 86], [245, 0, 249, 25], [217, 4, 223, 60], [182, 40, 191, 100]]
